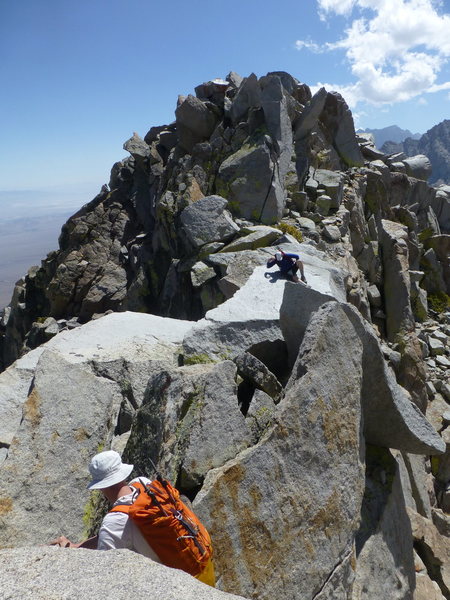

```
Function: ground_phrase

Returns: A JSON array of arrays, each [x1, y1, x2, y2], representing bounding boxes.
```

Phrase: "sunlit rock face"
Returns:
[[1, 71, 450, 600]]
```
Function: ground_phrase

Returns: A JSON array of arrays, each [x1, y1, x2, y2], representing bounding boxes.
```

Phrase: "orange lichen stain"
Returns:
[[50, 431, 61, 443], [310, 489, 343, 539], [23, 388, 42, 427], [249, 485, 262, 508], [306, 394, 359, 455], [208, 471, 241, 592], [0, 497, 13, 516], [74, 428, 90, 441], [299, 530, 316, 560], [322, 398, 359, 455], [187, 179, 205, 203], [306, 396, 325, 426]]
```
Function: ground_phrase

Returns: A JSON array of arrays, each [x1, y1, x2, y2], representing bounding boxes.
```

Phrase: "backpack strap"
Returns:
[[109, 482, 141, 514], [109, 503, 130, 514]]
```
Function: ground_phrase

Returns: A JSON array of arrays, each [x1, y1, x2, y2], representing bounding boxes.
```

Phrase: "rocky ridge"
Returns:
[[0, 71, 449, 599], [381, 119, 450, 186]]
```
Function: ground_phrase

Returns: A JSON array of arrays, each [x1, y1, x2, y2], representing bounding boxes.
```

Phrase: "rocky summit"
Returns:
[[0, 71, 449, 599]]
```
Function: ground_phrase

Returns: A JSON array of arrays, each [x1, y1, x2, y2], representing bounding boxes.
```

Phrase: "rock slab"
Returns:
[[195, 301, 365, 600], [0, 547, 248, 600]]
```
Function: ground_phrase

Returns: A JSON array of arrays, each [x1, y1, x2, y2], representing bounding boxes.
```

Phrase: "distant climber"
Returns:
[[50, 450, 215, 587], [266, 249, 307, 284]]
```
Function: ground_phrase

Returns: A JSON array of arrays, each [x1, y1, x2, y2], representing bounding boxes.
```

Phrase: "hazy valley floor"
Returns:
[[0, 212, 73, 310]]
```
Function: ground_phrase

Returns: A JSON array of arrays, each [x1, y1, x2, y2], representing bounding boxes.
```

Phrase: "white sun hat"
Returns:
[[87, 450, 134, 490]]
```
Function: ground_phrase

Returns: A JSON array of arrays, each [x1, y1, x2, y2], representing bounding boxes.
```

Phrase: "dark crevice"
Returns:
[[237, 379, 255, 416], [413, 539, 450, 599], [311, 549, 352, 599], [257, 157, 278, 223], [175, 463, 205, 503], [178, 481, 204, 503], [247, 339, 289, 384]]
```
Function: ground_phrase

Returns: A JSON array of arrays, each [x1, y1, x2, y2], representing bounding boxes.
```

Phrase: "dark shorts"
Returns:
[[284, 265, 298, 279]]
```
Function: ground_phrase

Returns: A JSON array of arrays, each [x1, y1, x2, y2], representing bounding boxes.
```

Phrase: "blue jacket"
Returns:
[[267, 253, 299, 274]]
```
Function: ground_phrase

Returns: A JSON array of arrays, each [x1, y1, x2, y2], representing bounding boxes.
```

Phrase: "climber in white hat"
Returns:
[[49, 450, 160, 561]]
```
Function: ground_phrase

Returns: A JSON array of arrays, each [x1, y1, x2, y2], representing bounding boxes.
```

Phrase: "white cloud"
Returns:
[[302, 0, 450, 107], [295, 40, 323, 53], [317, 0, 357, 19], [417, 97, 428, 105]]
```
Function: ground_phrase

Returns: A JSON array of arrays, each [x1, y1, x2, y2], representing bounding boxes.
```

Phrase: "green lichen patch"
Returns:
[[183, 353, 217, 366], [276, 222, 304, 243], [82, 490, 107, 538], [428, 291, 450, 314]]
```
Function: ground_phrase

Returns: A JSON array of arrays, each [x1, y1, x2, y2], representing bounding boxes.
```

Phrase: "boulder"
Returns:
[[260, 75, 293, 181], [294, 87, 328, 141], [0, 312, 194, 545], [432, 508, 450, 538], [415, 569, 446, 600], [185, 244, 345, 367], [0, 547, 248, 600], [0, 349, 123, 547], [216, 140, 285, 224], [395, 451, 433, 522], [180, 195, 240, 249], [125, 361, 252, 491], [233, 351, 283, 402], [408, 508, 450, 598], [341, 303, 445, 455], [380, 220, 415, 341], [323, 224, 341, 242], [123, 132, 151, 160], [195, 78, 229, 104], [279, 252, 347, 364], [175, 95, 219, 152], [361, 144, 386, 161], [426, 235, 450, 294], [313, 169, 344, 208], [1, 311, 192, 458], [402, 155, 432, 181], [352, 447, 415, 600], [183, 264, 286, 363], [195, 301, 365, 600], [246, 389, 276, 443], [367, 285, 382, 307], [26, 317, 60, 348], [431, 187, 450, 233], [226, 71, 244, 89], [319, 92, 364, 167], [396, 332, 429, 413], [191, 262, 217, 288], [316, 194, 332, 216], [44, 311, 193, 367], [0, 347, 44, 451], [79, 260, 128, 321], [422, 248, 447, 295], [219, 226, 282, 253], [228, 73, 261, 123]]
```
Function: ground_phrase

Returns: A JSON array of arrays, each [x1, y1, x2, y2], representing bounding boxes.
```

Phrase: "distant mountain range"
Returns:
[[357, 125, 421, 149], [359, 122, 450, 185], [379, 120, 450, 185]]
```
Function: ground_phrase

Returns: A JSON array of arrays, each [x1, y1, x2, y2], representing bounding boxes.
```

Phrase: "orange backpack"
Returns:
[[110, 476, 213, 576]]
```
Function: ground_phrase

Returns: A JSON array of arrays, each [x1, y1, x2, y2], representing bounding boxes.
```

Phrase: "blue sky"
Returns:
[[1, 0, 450, 208]]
